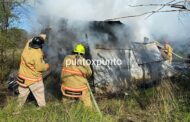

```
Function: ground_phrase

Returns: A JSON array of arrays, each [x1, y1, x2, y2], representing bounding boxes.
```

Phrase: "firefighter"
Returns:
[[61, 43, 92, 107], [163, 41, 173, 64], [16, 34, 49, 109]]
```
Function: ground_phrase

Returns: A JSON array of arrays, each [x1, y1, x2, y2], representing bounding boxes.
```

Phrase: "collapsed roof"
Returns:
[[45, 20, 173, 94]]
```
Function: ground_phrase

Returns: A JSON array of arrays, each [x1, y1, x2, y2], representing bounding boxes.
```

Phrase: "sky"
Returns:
[[9, 0, 190, 56], [11, 5, 36, 32], [12, 0, 190, 43]]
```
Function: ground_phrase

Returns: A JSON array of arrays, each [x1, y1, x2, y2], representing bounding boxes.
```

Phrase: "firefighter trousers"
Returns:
[[17, 80, 46, 108]]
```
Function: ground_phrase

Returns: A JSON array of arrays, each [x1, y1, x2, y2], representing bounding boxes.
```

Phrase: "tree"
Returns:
[[0, 0, 27, 82]]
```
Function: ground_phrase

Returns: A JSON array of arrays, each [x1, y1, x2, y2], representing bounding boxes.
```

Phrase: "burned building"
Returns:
[[45, 20, 174, 94]]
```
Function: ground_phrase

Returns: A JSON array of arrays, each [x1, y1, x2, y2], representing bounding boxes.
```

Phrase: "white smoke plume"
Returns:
[[25, 0, 190, 44], [23, 0, 190, 92]]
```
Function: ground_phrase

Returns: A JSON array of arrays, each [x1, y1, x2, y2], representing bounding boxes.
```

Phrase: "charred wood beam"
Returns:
[[133, 42, 156, 45], [95, 44, 132, 50], [95, 43, 157, 50], [138, 60, 163, 65], [95, 47, 132, 50]]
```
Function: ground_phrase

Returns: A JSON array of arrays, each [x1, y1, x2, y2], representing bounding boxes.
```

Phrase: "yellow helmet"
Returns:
[[73, 44, 85, 54]]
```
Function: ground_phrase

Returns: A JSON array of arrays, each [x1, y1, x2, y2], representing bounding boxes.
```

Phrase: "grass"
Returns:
[[0, 79, 189, 122], [1, 73, 190, 122], [0, 98, 113, 122], [1, 49, 190, 121]]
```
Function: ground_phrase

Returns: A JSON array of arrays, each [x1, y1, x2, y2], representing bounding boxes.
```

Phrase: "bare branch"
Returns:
[[105, 0, 190, 21], [136, 0, 182, 19], [105, 9, 190, 21], [129, 1, 185, 8]]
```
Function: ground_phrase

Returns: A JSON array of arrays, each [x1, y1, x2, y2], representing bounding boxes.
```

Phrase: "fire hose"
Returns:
[[155, 40, 190, 77], [86, 81, 102, 117], [172, 52, 190, 61], [155, 41, 190, 60], [41, 67, 102, 117], [84, 33, 102, 116]]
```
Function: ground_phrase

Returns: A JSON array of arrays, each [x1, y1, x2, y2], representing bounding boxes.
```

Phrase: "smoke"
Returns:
[[30, 0, 152, 39], [23, 0, 190, 69], [23, 0, 190, 92], [26, 0, 190, 43]]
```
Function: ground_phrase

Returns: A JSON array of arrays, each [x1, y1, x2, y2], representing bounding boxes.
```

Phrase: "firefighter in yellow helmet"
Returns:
[[16, 34, 49, 108], [61, 43, 92, 107], [163, 41, 173, 64]]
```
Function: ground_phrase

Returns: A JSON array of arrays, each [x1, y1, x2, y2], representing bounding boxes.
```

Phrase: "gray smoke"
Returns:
[[22, 0, 189, 93], [24, 0, 190, 67], [26, 0, 190, 42]]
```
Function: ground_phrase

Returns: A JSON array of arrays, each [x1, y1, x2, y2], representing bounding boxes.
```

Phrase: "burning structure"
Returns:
[[45, 20, 174, 94]]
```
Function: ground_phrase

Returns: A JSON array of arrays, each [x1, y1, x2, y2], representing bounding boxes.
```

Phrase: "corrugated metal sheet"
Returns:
[[133, 43, 163, 65]]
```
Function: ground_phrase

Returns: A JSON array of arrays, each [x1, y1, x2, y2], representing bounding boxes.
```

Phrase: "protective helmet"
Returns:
[[29, 37, 44, 49], [73, 44, 85, 54]]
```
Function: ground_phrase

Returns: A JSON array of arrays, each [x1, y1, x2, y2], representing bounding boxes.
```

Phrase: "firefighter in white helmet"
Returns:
[[16, 34, 49, 109], [61, 43, 93, 107]]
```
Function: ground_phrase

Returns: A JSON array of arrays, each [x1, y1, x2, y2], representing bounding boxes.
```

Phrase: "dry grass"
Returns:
[[0, 78, 189, 122], [1, 49, 190, 121]]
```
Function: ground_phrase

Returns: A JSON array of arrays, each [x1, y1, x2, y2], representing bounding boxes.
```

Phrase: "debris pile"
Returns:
[[45, 20, 174, 94]]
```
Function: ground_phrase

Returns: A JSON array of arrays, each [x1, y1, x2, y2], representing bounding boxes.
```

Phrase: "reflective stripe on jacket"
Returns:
[[62, 68, 85, 77], [61, 54, 92, 98], [61, 85, 88, 98], [18, 74, 42, 82], [18, 39, 48, 87], [62, 85, 88, 92]]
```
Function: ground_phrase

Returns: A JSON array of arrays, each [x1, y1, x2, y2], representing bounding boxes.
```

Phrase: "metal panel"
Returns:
[[133, 43, 163, 65]]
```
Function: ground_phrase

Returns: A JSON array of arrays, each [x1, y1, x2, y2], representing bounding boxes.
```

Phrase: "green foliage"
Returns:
[[0, 98, 113, 122], [0, 28, 27, 81], [0, 0, 27, 82], [1, 78, 190, 122], [0, 0, 13, 30], [0, 28, 27, 49], [0, 0, 25, 30]]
